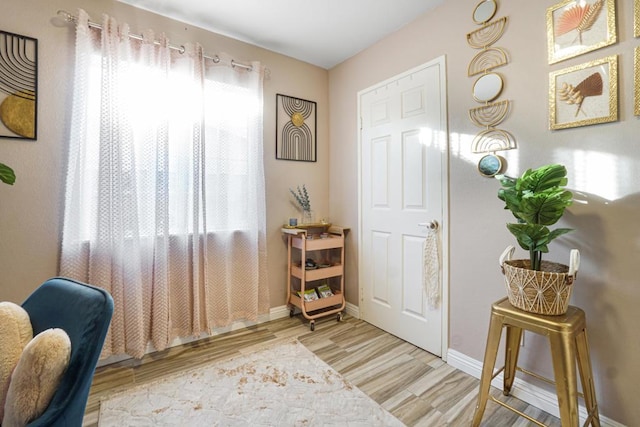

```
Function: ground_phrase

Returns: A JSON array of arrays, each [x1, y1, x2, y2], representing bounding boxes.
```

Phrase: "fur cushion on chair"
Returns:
[[0, 302, 33, 422], [2, 328, 71, 427]]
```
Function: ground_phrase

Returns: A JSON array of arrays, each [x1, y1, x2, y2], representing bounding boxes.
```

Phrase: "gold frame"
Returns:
[[636, 0, 640, 38], [546, 0, 616, 64], [549, 55, 618, 130], [635, 47, 640, 116]]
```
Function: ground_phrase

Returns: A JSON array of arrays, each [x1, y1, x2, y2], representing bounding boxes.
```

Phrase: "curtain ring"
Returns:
[[178, 45, 185, 54], [213, 55, 220, 63]]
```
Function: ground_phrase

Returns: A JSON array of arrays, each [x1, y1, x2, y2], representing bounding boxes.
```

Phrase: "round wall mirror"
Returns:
[[473, 73, 503, 103], [477, 154, 505, 177], [473, 0, 497, 24]]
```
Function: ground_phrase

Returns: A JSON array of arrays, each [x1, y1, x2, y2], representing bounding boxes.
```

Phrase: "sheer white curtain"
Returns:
[[60, 9, 269, 359]]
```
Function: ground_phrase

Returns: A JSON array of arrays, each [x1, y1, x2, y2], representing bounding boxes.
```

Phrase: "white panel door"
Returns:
[[359, 57, 447, 356]]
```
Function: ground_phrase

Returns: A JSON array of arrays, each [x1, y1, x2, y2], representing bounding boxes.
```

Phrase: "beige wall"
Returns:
[[329, 0, 638, 424], [0, 0, 329, 309]]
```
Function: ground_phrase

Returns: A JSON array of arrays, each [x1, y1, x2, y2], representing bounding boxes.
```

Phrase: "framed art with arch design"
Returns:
[[0, 30, 38, 140], [276, 94, 317, 162]]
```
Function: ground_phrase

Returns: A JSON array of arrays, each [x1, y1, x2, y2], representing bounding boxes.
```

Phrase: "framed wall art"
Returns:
[[635, 47, 640, 116], [636, 0, 640, 38], [549, 55, 617, 130], [275, 94, 317, 162], [0, 30, 38, 140], [546, 0, 616, 64]]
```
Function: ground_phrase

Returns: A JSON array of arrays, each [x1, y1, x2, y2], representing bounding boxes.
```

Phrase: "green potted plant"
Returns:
[[496, 164, 579, 315], [497, 164, 573, 270]]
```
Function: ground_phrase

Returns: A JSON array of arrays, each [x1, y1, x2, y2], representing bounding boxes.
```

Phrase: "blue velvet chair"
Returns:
[[20, 277, 113, 427]]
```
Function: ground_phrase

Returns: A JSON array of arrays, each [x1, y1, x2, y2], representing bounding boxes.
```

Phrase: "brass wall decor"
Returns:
[[472, 0, 498, 25], [276, 94, 317, 162], [468, 100, 510, 128], [0, 30, 38, 140], [467, 1, 515, 176], [467, 17, 508, 49], [549, 55, 618, 130], [635, 47, 640, 116], [546, 0, 616, 64], [468, 48, 509, 76], [477, 153, 505, 177], [472, 73, 504, 102], [471, 128, 516, 153]]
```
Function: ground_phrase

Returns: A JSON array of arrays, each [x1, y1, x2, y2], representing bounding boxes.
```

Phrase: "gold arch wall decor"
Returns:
[[467, 1, 516, 175], [467, 17, 508, 49], [468, 48, 509, 76], [471, 128, 517, 153], [0, 30, 38, 140], [546, 0, 616, 64], [468, 100, 511, 128], [549, 55, 618, 130]]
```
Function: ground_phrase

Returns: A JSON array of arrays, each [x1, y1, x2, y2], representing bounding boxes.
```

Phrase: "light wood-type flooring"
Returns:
[[84, 314, 561, 426]]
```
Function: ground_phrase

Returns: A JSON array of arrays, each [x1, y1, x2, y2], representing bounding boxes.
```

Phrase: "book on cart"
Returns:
[[317, 284, 334, 298], [298, 288, 319, 301]]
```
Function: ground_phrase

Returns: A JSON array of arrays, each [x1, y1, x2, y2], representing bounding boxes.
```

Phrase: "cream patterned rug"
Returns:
[[98, 339, 405, 426]]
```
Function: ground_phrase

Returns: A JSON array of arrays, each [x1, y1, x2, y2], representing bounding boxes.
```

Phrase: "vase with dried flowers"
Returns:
[[289, 185, 314, 224]]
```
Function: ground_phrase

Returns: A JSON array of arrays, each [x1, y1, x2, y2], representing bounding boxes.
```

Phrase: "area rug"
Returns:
[[98, 339, 405, 426]]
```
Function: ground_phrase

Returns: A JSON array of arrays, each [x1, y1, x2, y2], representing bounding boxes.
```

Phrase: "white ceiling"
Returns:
[[117, 0, 443, 69]]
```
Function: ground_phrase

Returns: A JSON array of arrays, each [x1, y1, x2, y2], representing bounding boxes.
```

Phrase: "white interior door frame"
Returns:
[[356, 56, 450, 360]]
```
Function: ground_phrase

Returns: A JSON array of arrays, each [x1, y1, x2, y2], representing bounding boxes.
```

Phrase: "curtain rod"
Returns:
[[56, 9, 254, 71]]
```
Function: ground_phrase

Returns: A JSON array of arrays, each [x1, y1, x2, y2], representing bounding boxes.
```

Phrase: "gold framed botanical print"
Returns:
[[546, 0, 616, 64], [636, 0, 640, 38], [635, 47, 640, 116], [549, 55, 618, 130]]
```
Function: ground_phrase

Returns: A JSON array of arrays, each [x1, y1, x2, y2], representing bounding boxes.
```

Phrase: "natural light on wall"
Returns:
[[556, 148, 622, 202]]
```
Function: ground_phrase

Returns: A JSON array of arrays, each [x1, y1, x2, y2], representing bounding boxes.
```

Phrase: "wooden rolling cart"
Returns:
[[282, 224, 349, 331]]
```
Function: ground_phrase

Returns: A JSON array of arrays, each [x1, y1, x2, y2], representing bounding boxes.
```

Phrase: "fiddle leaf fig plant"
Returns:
[[497, 164, 573, 271], [0, 163, 15, 185]]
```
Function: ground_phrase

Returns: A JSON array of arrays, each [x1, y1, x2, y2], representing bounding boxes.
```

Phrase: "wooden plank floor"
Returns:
[[84, 314, 560, 426]]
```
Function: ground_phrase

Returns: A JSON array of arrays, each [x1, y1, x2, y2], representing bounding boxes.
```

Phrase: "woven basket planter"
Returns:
[[500, 246, 579, 316]]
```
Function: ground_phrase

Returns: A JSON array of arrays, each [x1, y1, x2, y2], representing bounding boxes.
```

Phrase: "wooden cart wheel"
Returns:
[[337, 312, 343, 322], [310, 321, 315, 331], [289, 308, 295, 318]]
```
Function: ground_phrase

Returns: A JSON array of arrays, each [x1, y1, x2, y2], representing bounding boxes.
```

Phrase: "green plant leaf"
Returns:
[[0, 163, 16, 185], [506, 223, 550, 252], [518, 189, 573, 225], [517, 164, 569, 194], [548, 227, 573, 241]]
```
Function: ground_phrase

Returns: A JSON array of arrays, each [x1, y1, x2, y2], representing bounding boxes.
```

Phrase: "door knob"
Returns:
[[418, 220, 439, 230]]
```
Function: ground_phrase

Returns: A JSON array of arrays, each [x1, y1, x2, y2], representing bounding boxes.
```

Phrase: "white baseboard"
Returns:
[[99, 303, 357, 367], [446, 349, 625, 427], [345, 301, 360, 319]]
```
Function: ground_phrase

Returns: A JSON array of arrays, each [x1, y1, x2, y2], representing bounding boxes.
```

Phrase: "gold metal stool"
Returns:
[[472, 297, 600, 427]]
